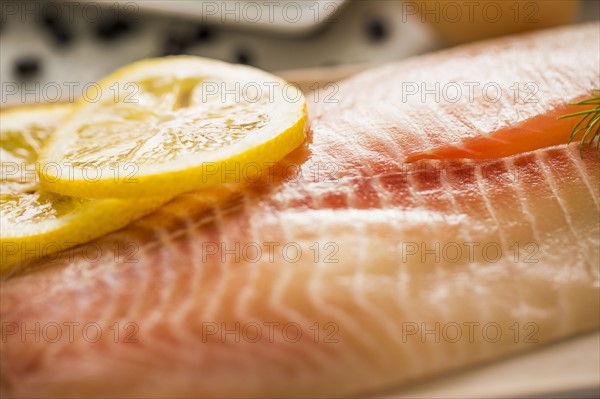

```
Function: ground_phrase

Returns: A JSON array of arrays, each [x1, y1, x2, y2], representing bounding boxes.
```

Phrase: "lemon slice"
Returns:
[[38, 56, 307, 198], [0, 104, 168, 274]]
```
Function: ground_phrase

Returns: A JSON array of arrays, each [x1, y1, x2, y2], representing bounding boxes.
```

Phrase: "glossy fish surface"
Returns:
[[1, 23, 599, 398]]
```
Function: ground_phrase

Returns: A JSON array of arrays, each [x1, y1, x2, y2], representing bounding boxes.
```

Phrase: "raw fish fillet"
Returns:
[[1, 23, 599, 398]]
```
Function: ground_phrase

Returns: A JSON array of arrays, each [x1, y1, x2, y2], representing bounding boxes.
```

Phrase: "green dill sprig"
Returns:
[[558, 89, 600, 157]]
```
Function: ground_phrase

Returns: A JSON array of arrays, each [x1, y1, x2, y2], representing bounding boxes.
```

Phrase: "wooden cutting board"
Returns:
[[278, 63, 371, 94], [278, 64, 600, 399], [384, 332, 600, 398]]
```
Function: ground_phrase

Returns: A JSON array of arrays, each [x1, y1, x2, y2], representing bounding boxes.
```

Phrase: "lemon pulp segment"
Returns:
[[1, 104, 168, 274], [38, 56, 307, 198]]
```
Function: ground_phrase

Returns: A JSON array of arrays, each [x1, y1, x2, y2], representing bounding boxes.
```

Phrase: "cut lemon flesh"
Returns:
[[38, 56, 307, 198], [0, 104, 168, 274]]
